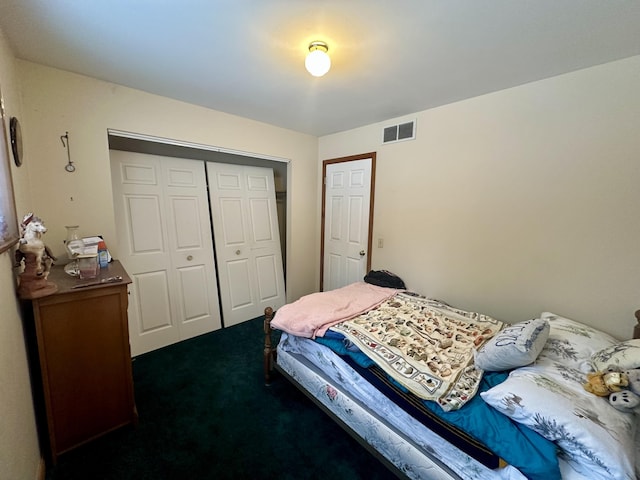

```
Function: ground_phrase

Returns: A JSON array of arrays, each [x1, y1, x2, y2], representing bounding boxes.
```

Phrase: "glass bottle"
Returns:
[[64, 225, 83, 260]]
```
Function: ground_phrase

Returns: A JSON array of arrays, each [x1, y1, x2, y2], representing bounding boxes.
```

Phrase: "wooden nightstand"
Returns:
[[28, 260, 137, 463]]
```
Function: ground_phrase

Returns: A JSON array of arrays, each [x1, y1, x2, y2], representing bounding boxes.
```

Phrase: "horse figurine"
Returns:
[[15, 213, 58, 298]]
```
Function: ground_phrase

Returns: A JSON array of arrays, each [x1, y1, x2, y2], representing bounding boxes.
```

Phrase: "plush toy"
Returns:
[[609, 390, 640, 413], [583, 370, 629, 397], [609, 368, 640, 413], [584, 367, 640, 413], [623, 368, 640, 395]]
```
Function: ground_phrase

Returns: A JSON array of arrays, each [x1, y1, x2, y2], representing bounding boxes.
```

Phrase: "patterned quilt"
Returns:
[[330, 292, 503, 411]]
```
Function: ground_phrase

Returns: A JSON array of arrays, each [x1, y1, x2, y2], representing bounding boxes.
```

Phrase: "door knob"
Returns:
[[359, 250, 366, 257], [187, 255, 193, 261], [236, 250, 241, 255]]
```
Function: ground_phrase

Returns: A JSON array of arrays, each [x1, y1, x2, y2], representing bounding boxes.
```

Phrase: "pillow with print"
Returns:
[[537, 312, 618, 372], [474, 318, 549, 371], [481, 364, 637, 480], [591, 339, 640, 371]]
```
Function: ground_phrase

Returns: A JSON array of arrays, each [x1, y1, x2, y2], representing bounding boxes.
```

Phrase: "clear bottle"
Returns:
[[65, 225, 83, 260]]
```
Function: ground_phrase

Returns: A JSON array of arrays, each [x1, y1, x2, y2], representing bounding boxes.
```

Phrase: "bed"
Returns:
[[263, 282, 640, 480]]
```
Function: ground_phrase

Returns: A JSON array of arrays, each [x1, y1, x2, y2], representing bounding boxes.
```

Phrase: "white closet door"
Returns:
[[111, 151, 222, 355], [207, 162, 286, 327]]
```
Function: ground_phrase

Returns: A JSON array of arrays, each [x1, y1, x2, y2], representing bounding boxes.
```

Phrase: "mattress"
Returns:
[[276, 332, 526, 480]]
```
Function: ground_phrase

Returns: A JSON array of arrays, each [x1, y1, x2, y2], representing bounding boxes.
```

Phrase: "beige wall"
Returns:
[[17, 61, 320, 301], [0, 29, 41, 480], [320, 55, 640, 340]]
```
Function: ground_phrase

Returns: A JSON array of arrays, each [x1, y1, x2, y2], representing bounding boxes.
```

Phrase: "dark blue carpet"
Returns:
[[45, 317, 397, 480]]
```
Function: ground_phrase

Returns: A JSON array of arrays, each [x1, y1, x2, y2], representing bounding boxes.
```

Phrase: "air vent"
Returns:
[[382, 120, 416, 144]]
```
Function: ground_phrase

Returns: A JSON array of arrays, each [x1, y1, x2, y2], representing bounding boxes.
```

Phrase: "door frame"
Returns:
[[320, 152, 376, 291]]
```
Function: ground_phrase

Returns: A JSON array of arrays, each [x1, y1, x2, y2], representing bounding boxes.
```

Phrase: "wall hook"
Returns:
[[60, 132, 75, 172]]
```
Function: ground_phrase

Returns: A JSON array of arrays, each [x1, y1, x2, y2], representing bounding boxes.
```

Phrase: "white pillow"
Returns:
[[481, 364, 637, 480], [474, 318, 549, 371], [538, 312, 617, 372], [591, 339, 640, 371]]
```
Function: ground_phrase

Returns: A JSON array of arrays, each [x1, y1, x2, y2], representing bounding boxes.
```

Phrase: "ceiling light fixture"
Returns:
[[305, 41, 331, 77]]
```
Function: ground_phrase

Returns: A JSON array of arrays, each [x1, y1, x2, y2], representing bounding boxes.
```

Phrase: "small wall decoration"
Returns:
[[60, 131, 75, 172], [10, 116, 22, 167]]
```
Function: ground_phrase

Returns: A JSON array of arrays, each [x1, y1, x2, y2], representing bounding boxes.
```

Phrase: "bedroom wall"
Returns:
[[319, 55, 640, 340], [16, 60, 320, 302], [0, 28, 42, 480]]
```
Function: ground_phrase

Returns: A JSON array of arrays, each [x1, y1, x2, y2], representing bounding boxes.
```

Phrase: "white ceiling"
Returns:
[[1, 1, 640, 137]]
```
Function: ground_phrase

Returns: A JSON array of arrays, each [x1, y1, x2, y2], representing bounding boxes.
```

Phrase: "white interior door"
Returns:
[[322, 156, 374, 291], [111, 151, 222, 355], [207, 162, 286, 327]]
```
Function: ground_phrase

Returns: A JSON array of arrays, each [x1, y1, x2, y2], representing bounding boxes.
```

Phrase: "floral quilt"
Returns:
[[331, 292, 503, 411]]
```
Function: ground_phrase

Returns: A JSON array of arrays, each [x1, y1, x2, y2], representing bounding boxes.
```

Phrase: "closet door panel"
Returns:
[[111, 151, 221, 355], [135, 271, 173, 334], [208, 162, 285, 327]]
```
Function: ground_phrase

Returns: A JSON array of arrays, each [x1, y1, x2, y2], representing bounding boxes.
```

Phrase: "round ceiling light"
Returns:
[[305, 41, 331, 77]]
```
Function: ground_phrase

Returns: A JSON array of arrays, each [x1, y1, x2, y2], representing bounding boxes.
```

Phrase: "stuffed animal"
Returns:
[[583, 370, 629, 397], [609, 390, 640, 413], [584, 367, 640, 413], [609, 368, 640, 413], [623, 368, 640, 395]]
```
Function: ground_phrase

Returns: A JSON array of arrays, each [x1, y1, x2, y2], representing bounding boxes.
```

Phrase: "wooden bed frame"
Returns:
[[263, 307, 276, 385]]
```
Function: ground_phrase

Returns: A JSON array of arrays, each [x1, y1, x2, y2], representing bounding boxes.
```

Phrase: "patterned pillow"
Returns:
[[481, 363, 637, 480], [538, 312, 617, 372], [474, 318, 549, 371], [591, 339, 640, 371]]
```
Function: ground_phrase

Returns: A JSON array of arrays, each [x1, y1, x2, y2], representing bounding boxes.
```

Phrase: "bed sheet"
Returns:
[[277, 333, 611, 480]]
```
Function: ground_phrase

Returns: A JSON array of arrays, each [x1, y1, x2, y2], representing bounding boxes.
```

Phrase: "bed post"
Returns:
[[264, 307, 276, 385], [634, 310, 640, 339]]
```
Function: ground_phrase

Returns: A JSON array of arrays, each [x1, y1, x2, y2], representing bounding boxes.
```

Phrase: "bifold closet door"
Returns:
[[111, 151, 222, 355], [206, 162, 286, 327]]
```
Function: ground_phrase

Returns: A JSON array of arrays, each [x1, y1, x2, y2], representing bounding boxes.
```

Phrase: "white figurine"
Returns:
[[15, 213, 58, 298]]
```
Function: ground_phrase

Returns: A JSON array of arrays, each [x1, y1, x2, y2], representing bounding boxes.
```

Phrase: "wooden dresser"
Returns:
[[28, 260, 137, 463]]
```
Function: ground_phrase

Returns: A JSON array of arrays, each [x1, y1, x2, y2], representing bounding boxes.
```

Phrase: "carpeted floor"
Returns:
[[45, 317, 397, 480]]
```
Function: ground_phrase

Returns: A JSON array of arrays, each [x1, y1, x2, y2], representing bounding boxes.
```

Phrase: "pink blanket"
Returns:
[[271, 282, 400, 338]]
